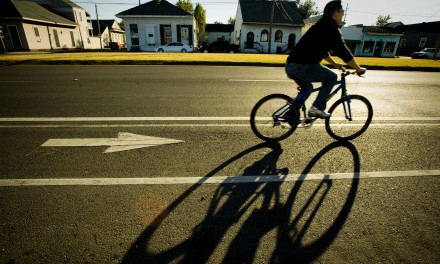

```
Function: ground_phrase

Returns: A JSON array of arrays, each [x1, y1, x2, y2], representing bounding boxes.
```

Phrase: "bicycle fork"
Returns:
[[342, 95, 353, 121]]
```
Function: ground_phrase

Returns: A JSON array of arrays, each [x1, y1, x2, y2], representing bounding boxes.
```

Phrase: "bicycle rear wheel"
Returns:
[[250, 94, 299, 142], [325, 94, 373, 140]]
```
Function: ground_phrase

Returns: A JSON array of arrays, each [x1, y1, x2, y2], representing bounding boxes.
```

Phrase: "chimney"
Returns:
[[156, 0, 161, 4]]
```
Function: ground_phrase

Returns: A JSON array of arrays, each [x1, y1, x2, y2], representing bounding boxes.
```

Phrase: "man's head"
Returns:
[[323, 0, 344, 24]]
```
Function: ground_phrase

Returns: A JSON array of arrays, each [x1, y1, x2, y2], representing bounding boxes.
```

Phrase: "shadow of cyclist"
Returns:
[[122, 140, 360, 263]]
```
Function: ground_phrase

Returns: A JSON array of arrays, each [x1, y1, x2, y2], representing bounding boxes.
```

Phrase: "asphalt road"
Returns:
[[0, 65, 439, 263]]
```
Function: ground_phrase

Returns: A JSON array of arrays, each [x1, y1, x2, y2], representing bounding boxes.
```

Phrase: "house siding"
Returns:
[[0, 20, 80, 51], [239, 24, 301, 54]]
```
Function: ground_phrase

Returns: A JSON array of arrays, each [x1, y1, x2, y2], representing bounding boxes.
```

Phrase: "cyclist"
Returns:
[[285, 0, 366, 118]]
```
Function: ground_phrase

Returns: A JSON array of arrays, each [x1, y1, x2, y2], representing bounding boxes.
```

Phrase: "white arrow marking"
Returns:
[[41, 132, 184, 153]]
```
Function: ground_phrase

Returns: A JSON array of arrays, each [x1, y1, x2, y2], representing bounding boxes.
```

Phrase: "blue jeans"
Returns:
[[285, 63, 337, 110]]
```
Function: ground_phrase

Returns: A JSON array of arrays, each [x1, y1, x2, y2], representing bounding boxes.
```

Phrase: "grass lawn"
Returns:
[[1, 52, 439, 70]]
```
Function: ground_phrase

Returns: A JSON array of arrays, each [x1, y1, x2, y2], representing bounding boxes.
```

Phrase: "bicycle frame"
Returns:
[[275, 71, 354, 123]]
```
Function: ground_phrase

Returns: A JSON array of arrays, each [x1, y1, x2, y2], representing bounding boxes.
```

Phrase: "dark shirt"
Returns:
[[287, 18, 353, 64]]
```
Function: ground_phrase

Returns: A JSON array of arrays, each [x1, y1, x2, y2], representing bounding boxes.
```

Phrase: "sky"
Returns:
[[72, 0, 440, 26]]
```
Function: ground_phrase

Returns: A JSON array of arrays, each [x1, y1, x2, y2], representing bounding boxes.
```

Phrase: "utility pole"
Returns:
[[95, 4, 102, 49], [343, 3, 348, 22], [268, 0, 275, 54]]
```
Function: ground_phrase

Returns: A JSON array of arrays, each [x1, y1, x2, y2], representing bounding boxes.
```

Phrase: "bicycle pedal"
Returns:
[[301, 117, 317, 128]]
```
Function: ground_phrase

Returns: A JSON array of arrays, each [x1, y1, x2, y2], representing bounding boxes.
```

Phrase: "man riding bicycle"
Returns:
[[285, 0, 366, 119]]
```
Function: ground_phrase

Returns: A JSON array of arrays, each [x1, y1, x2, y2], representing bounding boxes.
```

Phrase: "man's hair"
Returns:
[[323, 0, 343, 19]]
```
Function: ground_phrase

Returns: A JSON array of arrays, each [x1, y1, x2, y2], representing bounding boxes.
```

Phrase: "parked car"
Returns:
[[109, 41, 124, 50], [154, 42, 193, 52], [411, 48, 440, 59], [199, 40, 240, 53]]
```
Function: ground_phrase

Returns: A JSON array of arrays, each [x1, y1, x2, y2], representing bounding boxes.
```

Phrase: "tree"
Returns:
[[228, 16, 236, 25], [295, 0, 319, 19], [376, 15, 391, 26], [176, 0, 194, 14], [194, 3, 206, 40]]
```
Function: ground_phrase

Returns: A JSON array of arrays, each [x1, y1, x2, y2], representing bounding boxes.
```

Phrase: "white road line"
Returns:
[[0, 117, 249, 122], [1, 170, 439, 187], [1, 117, 440, 122], [1, 123, 440, 128], [229, 79, 290, 82]]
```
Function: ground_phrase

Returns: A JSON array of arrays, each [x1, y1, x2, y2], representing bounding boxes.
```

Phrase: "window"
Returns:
[[130, 24, 139, 45], [384, 42, 396, 54], [70, 31, 75, 46], [260, 30, 268, 42], [419, 37, 427, 48], [53, 29, 60, 47], [362, 41, 374, 53], [275, 30, 282, 42], [33, 26, 41, 42]]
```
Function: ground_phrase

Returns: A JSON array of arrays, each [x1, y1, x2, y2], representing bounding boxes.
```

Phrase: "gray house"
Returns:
[[395, 21, 440, 56]]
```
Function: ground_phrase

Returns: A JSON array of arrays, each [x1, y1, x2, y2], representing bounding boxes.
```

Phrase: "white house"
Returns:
[[33, 0, 100, 49], [92, 20, 126, 48], [116, 0, 196, 52], [232, 0, 304, 54]]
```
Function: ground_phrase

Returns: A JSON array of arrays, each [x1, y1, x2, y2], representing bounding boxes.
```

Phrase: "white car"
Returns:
[[154, 42, 193, 52], [411, 48, 440, 59]]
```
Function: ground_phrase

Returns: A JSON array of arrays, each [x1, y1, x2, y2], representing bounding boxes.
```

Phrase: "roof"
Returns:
[[0, 0, 77, 27], [205, 24, 234, 32], [33, 0, 82, 9], [363, 26, 403, 35], [116, 0, 192, 17], [239, 0, 304, 26], [396, 21, 440, 33]]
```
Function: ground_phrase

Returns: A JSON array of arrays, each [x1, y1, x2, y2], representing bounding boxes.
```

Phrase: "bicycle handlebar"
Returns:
[[340, 66, 366, 77]]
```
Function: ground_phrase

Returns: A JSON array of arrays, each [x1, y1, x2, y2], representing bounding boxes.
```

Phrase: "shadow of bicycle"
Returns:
[[122, 141, 360, 263]]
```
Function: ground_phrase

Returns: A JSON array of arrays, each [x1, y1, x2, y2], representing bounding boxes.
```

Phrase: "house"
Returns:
[[33, 0, 100, 49], [395, 21, 440, 56], [116, 0, 197, 52], [0, 0, 102, 51], [92, 20, 126, 48], [232, 0, 304, 54], [199, 24, 234, 46], [342, 25, 403, 57], [0, 0, 79, 51]]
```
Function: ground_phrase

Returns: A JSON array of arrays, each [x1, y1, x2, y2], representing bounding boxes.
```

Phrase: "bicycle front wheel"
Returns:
[[250, 94, 299, 142], [325, 94, 373, 140]]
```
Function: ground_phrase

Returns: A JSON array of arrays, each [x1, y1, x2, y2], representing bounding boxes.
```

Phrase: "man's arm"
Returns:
[[346, 58, 366, 75], [324, 55, 343, 69]]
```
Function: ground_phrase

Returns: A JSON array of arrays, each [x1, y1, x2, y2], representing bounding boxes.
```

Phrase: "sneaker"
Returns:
[[308, 106, 331, 119]]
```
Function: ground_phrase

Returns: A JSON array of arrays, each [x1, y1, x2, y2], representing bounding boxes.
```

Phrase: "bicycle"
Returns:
[[250, 69, 373, 142]]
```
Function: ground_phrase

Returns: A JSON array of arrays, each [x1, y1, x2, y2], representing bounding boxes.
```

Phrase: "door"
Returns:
[[374, 41, 383, 57], [180, 27, 189, 45], [7, 25, 22, 48], [246, 32, 254, 49], [146, 25, 156, 45]]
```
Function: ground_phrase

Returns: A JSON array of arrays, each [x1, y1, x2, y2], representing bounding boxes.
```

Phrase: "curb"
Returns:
[[1, 59, 439, 72]]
